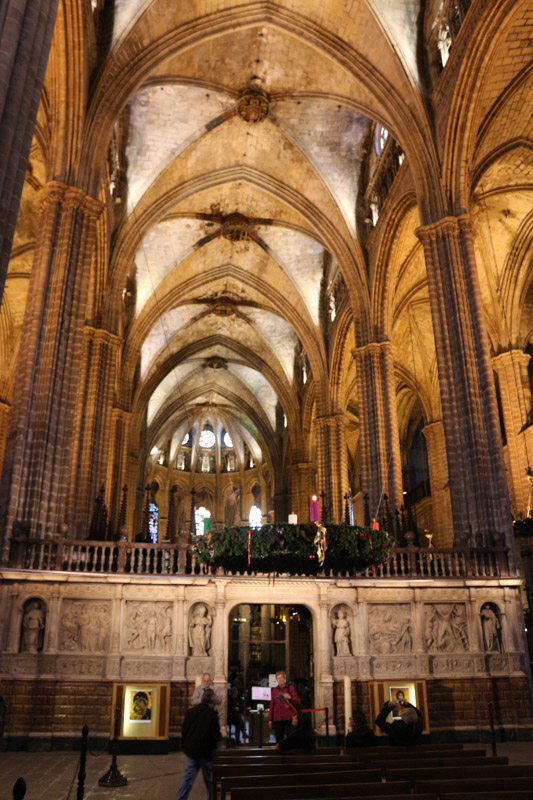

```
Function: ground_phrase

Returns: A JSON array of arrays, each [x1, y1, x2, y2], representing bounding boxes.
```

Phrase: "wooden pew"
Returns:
[[386, 764, 533, 783], [228, 782, 420, 800], [355, 747, 484, 762], [219, 768, 379, 800], [440, 793, 533, 800], [416, 777, 533, 796], [212, 757, 360, 797], [216, 747, 343, 757], [367, 756, 508, 769]]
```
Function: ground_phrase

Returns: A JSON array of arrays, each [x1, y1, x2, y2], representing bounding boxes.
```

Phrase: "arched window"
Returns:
[[199, 428, 215, 448], [375, 125, 388, 155], [249, 505, 262, 528], [149, 503, 159, 542], [223, 431, 233, 447]]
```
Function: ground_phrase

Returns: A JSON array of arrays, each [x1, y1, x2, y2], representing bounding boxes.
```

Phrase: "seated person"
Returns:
[[277, 711, 315, 752], [346, 710, 376, 747], [375, 699, 422, 746]]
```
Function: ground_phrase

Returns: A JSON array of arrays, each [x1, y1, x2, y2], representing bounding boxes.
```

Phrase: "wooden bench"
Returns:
[[228, 782, 419, 800], [216, 746, 343, 757], [368, 756, 508, 769], [386, 764, 533, 783], [355, 748, 485, 762], [440, 793, 533, 800], [416, 777, 533, 796], [219, 768, 381, 800], [212, 758, 362, 797]]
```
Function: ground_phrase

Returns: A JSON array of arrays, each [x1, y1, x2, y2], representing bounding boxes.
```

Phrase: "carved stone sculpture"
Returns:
[[331, 606, 352, 656], [59, 601, 111, 652], [21, 600, 45, 653], [481, 603, 503, 652], [125, 601, 173, 652], [425, 603, 469, 652], [368, 604, 413, 654], [189, 603, 213, 656]]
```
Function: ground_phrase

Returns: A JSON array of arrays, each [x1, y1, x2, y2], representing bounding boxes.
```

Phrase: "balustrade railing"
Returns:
[[7, 536, 510, 579]]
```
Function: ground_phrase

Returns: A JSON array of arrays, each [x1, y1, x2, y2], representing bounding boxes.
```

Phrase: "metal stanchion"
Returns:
[[99, 707, 128, 787], [77, 725, 88, 800], [488, 701, 497, 756]]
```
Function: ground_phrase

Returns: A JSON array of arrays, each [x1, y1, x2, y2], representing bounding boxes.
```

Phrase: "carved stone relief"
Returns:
[[125, 601, 173, 653], [368, 604, 413, 654], [331, 604, 352, 656], [372, 657, 416, 678], [59, 600, 111, 652], [121, 658, 172, 679], [425, 603, 469, 652], [431, 655, 474, 675], [56, 657, 106, 677]]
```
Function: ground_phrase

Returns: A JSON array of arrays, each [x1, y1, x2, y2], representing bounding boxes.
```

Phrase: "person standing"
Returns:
[[375, 699, 422, 745], [268, 671, 301, 744], [191, 673, 222, 706], [176, 688, 221, 800]]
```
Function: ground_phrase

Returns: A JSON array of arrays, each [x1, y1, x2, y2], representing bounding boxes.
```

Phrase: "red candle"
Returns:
[[310, 495, 320, 522], [370, 517, 379, 530]]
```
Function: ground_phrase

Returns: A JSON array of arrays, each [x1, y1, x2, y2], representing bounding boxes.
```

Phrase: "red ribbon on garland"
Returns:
[[247, 528, 252, 565]]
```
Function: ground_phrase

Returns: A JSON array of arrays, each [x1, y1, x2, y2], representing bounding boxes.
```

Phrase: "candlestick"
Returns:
[[310, 495, 320, 522]]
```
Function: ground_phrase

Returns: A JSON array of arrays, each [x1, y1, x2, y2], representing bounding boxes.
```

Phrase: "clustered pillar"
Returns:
[[417, 215, 513, 550], [0, 182, 103, 561]]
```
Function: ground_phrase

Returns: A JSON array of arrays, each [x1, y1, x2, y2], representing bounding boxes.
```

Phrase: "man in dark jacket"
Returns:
[[177, 688, 220, 800], [375, 700, 423, 745]]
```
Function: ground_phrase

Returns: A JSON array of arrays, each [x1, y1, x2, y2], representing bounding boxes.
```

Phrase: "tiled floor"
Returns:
[[1, 743, 533, 800]]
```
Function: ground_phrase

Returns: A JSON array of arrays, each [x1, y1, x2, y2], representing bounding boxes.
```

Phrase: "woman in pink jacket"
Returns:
[[268, 671, 301, 744]]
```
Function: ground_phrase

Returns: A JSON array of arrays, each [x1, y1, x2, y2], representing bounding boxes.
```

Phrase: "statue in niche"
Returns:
[[21, 600, 45, 653], [189, 603, 213, 656], [332, 607, 352, 656], [480, 603, 503, 652], [425, 603, 469, 652], [224, 487, 240, 526], [368, 605, 413, 654]]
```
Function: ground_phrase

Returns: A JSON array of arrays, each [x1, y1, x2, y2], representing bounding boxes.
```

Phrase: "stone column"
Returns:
[[288, 461, 316, 522], [314, 413, 349, 523], [315, 589, 336, 735], [0, 0, 59, 304], [0, 182, 103, 562], [106, 408, 132, 537], [352, 341, 403, 521], [69, 326, 122, 538], [416, 215, 513, 551], [0, 400, 10, 474], [6, 589, 20, 652], [492, 349, 531, 517], [422, 421, 454, 546]]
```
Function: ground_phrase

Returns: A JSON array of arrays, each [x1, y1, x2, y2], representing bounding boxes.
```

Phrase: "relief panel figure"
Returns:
[[189, 602, 213, 656], [21, 599, 46, 653], [480, 602, 503, 652], [368, 604, 413, 654], [59, 601, 111, 652], [425, 603, 469, 652], [331, 605, 352, 656], [125, 601, 173, 653]]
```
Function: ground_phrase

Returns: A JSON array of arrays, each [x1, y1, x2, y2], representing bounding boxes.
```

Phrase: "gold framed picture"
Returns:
[[112, 682, 170, 740]]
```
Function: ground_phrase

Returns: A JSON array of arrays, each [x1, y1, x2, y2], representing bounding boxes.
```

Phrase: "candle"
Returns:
[[310, 495, 320, 522], [288, 513, 298, 524], [370, 517, 379, 530], [344, 675, 352, 736]]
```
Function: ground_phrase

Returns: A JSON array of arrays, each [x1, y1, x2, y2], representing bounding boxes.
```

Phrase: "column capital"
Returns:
[[83, 325, 123, 349], [492, 348, 531, 371], [35, 181, 104, 219], [415, 213, 472, 244], [351, 340, 392, 360], [112, 406, 132, 422]]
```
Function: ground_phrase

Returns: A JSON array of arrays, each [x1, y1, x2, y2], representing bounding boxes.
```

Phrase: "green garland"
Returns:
[[192, 522, 393, 575]]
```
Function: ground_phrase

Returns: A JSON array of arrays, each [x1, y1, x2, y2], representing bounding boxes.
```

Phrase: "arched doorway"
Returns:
[[228, 604, 313, 704]]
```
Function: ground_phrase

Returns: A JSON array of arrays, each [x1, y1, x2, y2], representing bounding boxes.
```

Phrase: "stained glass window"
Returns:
[[149, 503, 158, 543], [199, 429, 215, 448]]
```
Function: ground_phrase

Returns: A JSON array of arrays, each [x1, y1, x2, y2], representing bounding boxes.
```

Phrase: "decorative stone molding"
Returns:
[[221, 213, 251, 242]]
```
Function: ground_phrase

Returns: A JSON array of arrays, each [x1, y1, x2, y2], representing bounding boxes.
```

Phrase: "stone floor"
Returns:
[[2, 743, 533, 800]]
